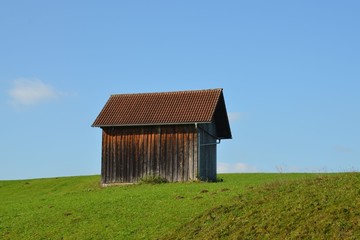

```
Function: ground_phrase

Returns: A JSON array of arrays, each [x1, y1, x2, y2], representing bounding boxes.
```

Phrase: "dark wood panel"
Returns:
[[198, 123, 217, 181]]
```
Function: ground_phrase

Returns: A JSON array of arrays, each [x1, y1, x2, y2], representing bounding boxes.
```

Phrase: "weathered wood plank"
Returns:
[[132, 130, 137, 181], [178, 127, 184, 182], [142, 127, 146, 179], [106, 130, 111, 182], [115, 132, 119, 182], [193, 130, 198, 180], [125, 128, 130, 182], [188, 130, 194, 180], [183, 127, 189, 181], [166, 126, 173, 181], [112, 130, 116, 182], [119, 128, 123, 181], [156, 127, 160, 176], [101, 130, 106, 183], [138, 128, 143, 180], [172, 126, 178, 182], [160, 127, 166, 179]]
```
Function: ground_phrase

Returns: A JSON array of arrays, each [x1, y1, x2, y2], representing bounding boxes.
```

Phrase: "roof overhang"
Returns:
[[92, 122, 210, 128]]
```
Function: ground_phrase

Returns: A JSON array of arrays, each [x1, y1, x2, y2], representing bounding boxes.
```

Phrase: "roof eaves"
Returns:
[[91, 121, 211, 128]]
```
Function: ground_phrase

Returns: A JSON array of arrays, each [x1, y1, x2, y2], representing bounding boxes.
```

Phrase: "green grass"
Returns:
[[0, 173, 310, 239], [164, 173, 360, 240]]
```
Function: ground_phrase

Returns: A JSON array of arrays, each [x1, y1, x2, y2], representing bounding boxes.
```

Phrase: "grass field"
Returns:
[[165, 172, 360, 240], [1, 173, 358, 239]]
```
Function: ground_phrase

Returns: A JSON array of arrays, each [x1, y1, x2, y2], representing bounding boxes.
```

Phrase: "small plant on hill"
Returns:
[[216, 176, 224, 182], [139, 175, 168, 184], [194, 175, 223, 182]]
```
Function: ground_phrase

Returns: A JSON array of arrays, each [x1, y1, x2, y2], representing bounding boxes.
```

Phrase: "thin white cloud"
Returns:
[[332, 145, 352, 153], [228, 112, 246, 123], [274, 164, 335, 173], [218, 162, 258, 173], [9, 78, 59, 106], [275, 164, 303, 173]]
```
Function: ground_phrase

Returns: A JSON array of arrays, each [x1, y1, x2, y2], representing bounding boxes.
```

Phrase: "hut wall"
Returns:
[[198, 123, 217, 181], [101, 124, 198, 184]]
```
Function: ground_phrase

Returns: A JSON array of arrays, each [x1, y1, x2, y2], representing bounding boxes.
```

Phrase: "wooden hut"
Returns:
[[92, 88, 232, 185]]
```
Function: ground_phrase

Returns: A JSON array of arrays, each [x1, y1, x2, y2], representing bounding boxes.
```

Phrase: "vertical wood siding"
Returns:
[[101, 125, 199, 184], [198, 123, 217, 181]]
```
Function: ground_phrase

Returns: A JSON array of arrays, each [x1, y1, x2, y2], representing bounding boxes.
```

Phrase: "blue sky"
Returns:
[[1, 1, 359, 180]]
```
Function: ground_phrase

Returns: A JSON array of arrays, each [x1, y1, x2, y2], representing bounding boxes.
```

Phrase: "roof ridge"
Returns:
[[110, 88, 223, 96]]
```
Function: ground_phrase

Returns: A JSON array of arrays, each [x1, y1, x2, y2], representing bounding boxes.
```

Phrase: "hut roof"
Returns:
[[92, 88, 231, 139]]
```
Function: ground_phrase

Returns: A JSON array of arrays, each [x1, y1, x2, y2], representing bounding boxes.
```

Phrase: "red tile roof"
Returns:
[[92, 88, 231, 139]]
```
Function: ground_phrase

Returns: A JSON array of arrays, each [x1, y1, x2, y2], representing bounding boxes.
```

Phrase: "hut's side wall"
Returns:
[[101, 125, 198, 184], [198, 123, 217, 181]]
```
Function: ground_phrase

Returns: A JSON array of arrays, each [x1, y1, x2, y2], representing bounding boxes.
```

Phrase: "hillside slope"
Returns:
[[164, 173, 360, 239], [0, 173, 309, 239]]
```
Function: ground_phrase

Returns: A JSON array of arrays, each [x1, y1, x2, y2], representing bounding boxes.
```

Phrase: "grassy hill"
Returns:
[[164, 173, 360, 239], [1, 173, 358, 239]]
